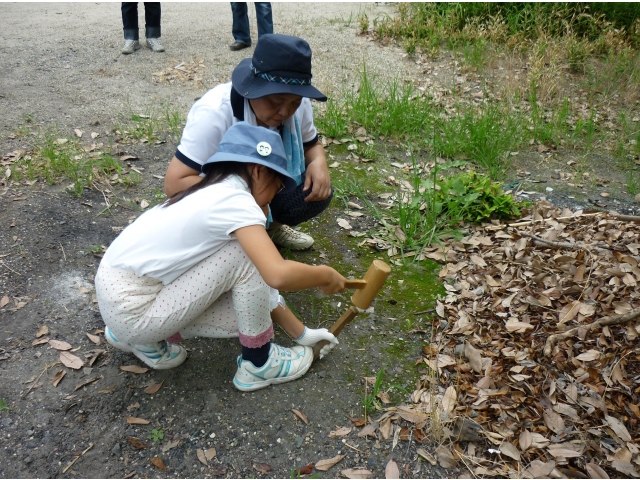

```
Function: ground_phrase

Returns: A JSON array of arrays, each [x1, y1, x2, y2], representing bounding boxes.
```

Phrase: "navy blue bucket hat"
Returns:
[[202, 122, 297, 194], [231, 34, 327, 101]]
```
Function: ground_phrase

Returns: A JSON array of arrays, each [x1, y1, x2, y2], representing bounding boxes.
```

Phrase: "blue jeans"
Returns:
[[121, 2, 161, 40], [230, 2, 273, 45]]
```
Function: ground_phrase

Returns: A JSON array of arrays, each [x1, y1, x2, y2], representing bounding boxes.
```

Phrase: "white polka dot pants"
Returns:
[[95, 241, 275, 348]]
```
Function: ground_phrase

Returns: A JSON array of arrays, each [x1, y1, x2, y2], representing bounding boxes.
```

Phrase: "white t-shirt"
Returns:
[[175, 82, 318, 171], [102, 175, 265, 284]]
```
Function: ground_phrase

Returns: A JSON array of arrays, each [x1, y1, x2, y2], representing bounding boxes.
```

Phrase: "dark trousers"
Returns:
[[270, 172, 333, 226], [121, 2, 161, 40], [230, 2, 273, 45]]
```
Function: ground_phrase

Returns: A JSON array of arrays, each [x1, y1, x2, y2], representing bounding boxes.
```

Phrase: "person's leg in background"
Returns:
[[121, 2, 141, 54], [254, 2, 273, 39], [230, 2, 251, 51], [143, 2, 164, 52]]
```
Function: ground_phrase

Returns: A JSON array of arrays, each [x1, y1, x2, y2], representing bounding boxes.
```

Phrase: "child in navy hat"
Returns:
[[96, 122, 343, 391], [163, 34, 330, 252]]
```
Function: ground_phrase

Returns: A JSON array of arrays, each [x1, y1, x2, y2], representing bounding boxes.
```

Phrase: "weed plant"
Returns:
[[362, 367, 384, 417], [11, 131, 121, 196]]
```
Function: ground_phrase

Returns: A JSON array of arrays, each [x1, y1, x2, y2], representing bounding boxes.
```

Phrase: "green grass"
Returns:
[[362, 367, 384, 415], [10, 131, 121, 196], [0, 398, 11, 412]]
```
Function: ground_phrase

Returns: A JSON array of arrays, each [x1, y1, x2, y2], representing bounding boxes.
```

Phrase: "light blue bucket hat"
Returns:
[[201, 122, 297, 194]]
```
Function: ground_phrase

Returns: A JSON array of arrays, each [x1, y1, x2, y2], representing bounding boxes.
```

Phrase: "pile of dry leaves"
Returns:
[[364, 201, 640, 478], [151, 59, 206, 86]]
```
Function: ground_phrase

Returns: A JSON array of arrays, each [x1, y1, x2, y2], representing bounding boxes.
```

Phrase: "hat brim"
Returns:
[[232, 58, 327, 101], [202, 151, 298, 194]]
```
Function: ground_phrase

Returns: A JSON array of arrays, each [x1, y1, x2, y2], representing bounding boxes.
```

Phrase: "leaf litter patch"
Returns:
[[340, 200, 640, 478]]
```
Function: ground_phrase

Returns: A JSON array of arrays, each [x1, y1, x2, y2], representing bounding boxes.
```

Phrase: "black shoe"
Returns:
[[229, 41, 251, 51]]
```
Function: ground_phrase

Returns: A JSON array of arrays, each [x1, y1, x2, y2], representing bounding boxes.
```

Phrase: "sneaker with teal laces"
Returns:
[[233, 343, 313, 392], [104, 326, 187, 370]]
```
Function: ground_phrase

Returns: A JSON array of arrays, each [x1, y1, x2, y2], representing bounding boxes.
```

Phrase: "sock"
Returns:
[[242, 342, 271, 368]]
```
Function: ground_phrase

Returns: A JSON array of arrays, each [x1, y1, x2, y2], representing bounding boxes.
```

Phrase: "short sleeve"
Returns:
[[176, 84, 236, 169], [206, 190, 266, 237]]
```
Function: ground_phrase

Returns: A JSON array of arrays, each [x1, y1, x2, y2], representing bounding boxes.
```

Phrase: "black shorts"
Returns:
[[269, 172, 333, 226]]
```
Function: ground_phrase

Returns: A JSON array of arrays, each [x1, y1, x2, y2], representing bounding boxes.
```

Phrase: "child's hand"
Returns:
[[318, 267, 346, 295], [294, 327, 338, 359]]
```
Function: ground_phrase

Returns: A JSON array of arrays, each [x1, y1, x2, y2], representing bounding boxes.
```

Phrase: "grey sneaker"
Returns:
[[146, 38, 165, 52], [233, 343, 313, 392], [269, 224, 314, 250], [121, 39, 140, 54], [105, 326, 186, 370]]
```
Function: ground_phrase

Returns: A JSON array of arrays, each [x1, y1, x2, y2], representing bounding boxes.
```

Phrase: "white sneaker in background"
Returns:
[[146, 38, 165, 52], [121, 39, 140, 54]]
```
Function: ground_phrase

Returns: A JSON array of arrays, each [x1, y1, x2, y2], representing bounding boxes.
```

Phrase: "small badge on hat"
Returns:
[[256, 142, 271, 156]]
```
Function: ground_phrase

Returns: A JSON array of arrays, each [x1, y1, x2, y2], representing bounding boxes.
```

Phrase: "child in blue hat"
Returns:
[[95, 122, 343, 391]]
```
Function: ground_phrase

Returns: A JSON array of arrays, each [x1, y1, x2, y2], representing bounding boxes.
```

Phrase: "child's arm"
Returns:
[[234, 225, 345, 293]]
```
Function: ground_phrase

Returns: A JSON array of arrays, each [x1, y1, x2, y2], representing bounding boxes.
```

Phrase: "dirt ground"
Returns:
[[0, 3, 448, 479], [2, 3, 640, 479]]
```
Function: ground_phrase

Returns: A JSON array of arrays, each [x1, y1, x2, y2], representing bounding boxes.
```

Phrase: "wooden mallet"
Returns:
[[312, 259, 391, 361]]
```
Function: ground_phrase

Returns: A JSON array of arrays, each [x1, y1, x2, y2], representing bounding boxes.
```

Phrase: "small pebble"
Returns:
[[318, 370, 326, 378], [294, 436, 303, 448], [27, 430, 34, 436], [111, 443, 121, 456], [2, 418, 12, 427], [24, 457, 32, 465]]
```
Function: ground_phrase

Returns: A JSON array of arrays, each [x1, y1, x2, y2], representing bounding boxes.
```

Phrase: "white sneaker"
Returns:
[[269, 224, 314, 250], [146, 38, 165, 52], [121, 39, 140, 54], [105, 326, 186, 370], [233, 343, 313, 392]]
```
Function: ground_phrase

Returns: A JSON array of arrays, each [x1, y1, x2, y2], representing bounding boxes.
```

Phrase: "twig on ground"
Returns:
[[1, 261, 20, 275], [59, 242, 66, 261], [520, 232, 617, 252], [485, 212, 602, 231], [62, 443, 94, 474], [544, 306, 640, 356]]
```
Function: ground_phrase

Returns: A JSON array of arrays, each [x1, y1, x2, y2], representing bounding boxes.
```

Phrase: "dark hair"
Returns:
[[163, 161, 253, 207], [163, 161, 288, 207]]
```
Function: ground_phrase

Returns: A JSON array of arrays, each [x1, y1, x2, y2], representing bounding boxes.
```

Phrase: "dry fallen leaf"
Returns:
[[150, 456, 167, 472], [315, 454, 346, 471], [0, 295, 9, 308], [126, 416, 150, 425], [328, 426, 352, 438], [575, 350, 600, 362], [120, 365, 149, 374], [49, 339, 72, 351], [144, 381, 164, 395], [293, 463, 314, 476], [204, 448, 216, 462], [51, 370, 66, 387], [74, 376, 101, 391], [436, 447, 457, 469], [86, 333, 101, 345], [385, 459, 400, 479], [341, 468, 373, 479], [416, 448, 437, 465], [59, 351, 84, 369], [291, 408, 308, 424], [253, 462, 273, 474], [465, 341, 483, 374], [585, 462, 610, 479], [127, 436, 148, 450], [605, 415, 632, 442], [161, 439, 180, 453], [32, 337, 50, 346], [196, 449, 208, 466], [499, 441, 521, 461], [36, 325, 49, 338], [337, 218, 353, 230]]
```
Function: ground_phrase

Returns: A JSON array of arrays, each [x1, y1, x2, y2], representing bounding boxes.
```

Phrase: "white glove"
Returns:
[[294, 327, 339, 359]]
